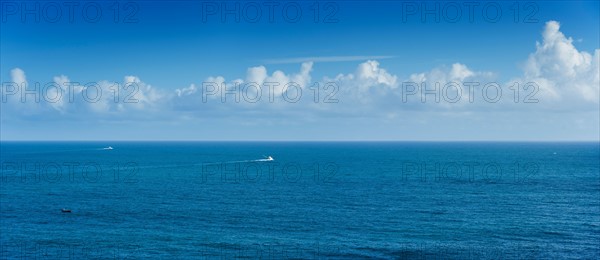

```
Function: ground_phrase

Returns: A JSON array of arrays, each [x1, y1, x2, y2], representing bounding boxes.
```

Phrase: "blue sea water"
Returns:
[[0, 141, 599, 259]]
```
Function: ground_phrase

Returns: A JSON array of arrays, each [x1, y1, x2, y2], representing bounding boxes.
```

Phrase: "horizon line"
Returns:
[[1, 140, 598, 142]]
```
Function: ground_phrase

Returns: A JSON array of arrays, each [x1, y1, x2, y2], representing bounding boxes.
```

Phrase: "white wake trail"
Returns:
[[203, 158, 273, 165]]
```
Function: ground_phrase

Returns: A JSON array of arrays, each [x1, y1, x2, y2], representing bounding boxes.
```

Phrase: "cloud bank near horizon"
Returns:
[[1, 21, 598, 126]]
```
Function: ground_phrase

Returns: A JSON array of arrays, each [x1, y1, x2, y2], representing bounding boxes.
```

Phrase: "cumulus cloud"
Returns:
[[356, 60, 398, 88], [242, 63, 313, 89], [1, 73, 164, 119], [245, 66, 267, 85], [175, 84, 197, 97], [2, 20, 598, 122], [10, 68, 26, 86], [177, 62, 314, 103], [4, 68, 42, 114], [520, 20, 599, 103], [245, 61, 313, 97], [49, 75, 75, 113], [122, 75, 163, 110], [405, 63, 496, 108]]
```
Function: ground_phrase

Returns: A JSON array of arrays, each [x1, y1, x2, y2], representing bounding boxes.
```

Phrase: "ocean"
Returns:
[[1, 141, 598, 259]]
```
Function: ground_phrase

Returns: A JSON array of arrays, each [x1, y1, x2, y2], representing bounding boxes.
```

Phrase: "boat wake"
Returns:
[[0, 155, 273, 175], [203, 156, 274, 165]]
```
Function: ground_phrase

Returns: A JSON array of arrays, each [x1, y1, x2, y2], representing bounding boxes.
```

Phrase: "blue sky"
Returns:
[[1, 1, 599, 140]]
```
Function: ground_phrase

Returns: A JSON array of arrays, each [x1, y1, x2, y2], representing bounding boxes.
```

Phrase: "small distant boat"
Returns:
[[61, 208, 71, 213], [103, 146, 113, 150], [264, 155, 274, 161]]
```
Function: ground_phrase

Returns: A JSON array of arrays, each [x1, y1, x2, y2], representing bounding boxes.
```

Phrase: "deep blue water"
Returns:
[[1, 142, 599, 259]]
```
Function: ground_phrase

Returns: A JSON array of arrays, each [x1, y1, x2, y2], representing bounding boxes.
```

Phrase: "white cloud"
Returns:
[[49, 75, 74, 113], [5, 68, 42, 114], [405, 63, 494, 108], [3, 20, 598, 121], [175, 84, 197, 97], [246, 66, 268, 84], [356, 60, 397, 89], [521, 20, 599, 103], [123, 75, 163, 109], [449, 63, 475, 81], [197, 62, 314, 101], [1, 72, 165, 119], [10, 68, 26, 85]]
